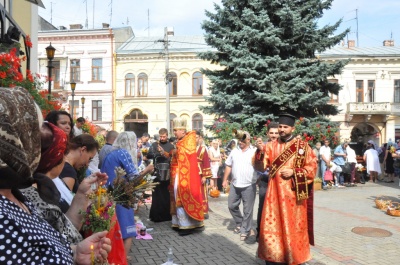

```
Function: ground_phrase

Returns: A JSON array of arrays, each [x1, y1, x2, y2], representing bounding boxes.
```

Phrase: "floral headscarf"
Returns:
[[112, 131, 138, 166], [0, 87, 41, 189]]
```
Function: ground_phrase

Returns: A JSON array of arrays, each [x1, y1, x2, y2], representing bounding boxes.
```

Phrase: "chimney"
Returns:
[[347, 40, 355, 48], [165, 27, 174, 36], [102, 23, 110, 29], [70, 24, 83, 30], [383, 40, 394, 46], [59, 26, 67, 30]]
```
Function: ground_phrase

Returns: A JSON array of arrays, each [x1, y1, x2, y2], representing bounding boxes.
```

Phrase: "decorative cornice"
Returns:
[[66, 50, 84, 55], [38, 34, 111, 42], [88, 50, 107, 54], [116, 55, 200, 62]]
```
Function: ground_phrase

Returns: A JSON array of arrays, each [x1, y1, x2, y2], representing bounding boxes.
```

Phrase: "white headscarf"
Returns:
[[112, 131, 138, 166]]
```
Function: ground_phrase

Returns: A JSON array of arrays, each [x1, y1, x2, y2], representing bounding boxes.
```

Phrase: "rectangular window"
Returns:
[[368, 80, 375, 102], [138, 78, 148, 96], [92, 58, 102, 81], [92, 100, 102, 121], [70, 59, 80, 81], [328, 79, 339, 103], [192, 72, 203, 95], [169, 78, 177, 96], [394, 79, 400, 103], [125, 79, 134, 96], [52, 61, 61, 89], [356, 80, 364, 103]]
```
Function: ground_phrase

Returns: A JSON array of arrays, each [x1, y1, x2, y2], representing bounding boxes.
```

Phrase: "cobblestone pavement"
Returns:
[[130, 180, 400, 265]]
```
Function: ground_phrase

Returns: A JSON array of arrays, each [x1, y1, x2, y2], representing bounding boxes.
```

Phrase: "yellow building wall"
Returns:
[[9, 0, 38, 72], [115, 52, 223, 136]]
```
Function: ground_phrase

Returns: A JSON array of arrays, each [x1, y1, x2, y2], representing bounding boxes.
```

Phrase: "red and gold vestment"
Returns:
[[197, 145, 212, 214], [254, 137, 316, 265], [170, 131, 204, 221]]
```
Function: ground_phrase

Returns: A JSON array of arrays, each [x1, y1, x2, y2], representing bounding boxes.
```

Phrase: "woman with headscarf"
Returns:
[[225, 139, 238, 156], [21, 122, 108, 244], [0, 87, 111, 264], [101, 131, 154, 260]]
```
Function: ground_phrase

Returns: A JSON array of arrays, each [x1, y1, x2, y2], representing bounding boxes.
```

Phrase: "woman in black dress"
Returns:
[[384, 145, 395, 182]]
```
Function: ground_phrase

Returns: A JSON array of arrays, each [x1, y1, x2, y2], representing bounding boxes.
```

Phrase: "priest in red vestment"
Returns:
[[254, 113, 317, 265], [195, 130, 212, 218], [169, 118, 205, 235]]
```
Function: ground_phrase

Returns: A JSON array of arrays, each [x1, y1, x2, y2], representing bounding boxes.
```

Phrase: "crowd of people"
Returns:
[[0, 87, 319, 265], [313, 137, 400, 189], [5, 86, 399, 265]]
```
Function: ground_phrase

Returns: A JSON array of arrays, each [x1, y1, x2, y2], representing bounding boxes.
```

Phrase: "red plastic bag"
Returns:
[[107, 215, 128, 265], [324, 170, 333, 181]]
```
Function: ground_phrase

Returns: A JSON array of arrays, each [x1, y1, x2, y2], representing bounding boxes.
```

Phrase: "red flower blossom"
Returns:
[[25, 35, 33, 48], [0, 43, 61, 116]]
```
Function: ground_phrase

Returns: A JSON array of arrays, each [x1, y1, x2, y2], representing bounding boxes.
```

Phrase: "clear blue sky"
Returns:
[[39, 0, 399, 47]]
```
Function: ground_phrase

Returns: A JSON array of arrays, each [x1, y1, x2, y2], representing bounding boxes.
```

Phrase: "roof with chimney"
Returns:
[[319, 41, 400, 58]]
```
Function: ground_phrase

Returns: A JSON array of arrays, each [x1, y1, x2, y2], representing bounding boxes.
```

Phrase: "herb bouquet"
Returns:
[[81, 184, 116, 236], [107, 167, 158, 209]]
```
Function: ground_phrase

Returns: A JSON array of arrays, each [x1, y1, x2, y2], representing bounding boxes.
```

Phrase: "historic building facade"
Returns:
[[37, 24, 133, 129], [320, 42, 400, 154], [114, 34, 222, 137]]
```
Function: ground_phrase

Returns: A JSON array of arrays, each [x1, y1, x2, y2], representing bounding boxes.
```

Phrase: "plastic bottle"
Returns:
[[166, 247, 173, 265]]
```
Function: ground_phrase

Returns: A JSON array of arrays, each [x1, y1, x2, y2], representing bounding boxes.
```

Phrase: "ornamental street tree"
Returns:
[[199, 0, 349, 131]]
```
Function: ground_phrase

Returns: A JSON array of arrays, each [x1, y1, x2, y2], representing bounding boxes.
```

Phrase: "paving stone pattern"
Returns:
[[130, 180, 400, 265]]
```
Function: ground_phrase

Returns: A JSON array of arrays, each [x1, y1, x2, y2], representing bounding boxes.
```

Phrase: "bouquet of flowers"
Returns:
[[107, 167, 158, 209], [81, 184, 116, 235], [355, 163, 366, 172], [389, 146, 396, 153]]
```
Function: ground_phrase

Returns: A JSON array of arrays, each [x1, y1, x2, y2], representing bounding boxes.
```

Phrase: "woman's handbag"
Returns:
[[342, 162, 351, 174], [324, 170, 333, 181]]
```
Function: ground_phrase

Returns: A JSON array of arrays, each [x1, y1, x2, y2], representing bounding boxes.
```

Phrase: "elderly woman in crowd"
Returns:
[[0, 87, 111, 264], [101, 131, 154, 260]]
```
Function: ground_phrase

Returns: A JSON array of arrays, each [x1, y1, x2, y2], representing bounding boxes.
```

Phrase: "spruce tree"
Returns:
[[199, 0, 349, 129]]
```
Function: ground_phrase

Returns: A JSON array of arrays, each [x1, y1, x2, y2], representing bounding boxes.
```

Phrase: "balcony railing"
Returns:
[[347, 102, 391, 114]]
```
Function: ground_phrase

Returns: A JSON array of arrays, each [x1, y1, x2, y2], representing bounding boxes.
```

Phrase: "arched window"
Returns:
[[124, 109, 149, 137], [125, 73, 135, 96], [138, 73, 148, 96], [192, 113, 203, 131], [192, 72, 203, 95], [168, 72, 178, 96], [169, 113, 177, 133]]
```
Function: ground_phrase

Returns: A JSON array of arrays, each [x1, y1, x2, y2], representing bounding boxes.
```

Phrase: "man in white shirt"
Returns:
[[319, 139, 331, 187], [73, 117, 85, 136], [222, 131, 257, 241]]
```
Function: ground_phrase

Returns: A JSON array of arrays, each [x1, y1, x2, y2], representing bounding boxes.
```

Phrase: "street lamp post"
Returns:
[[70, 81, 76, 119], [81, 96, 86, 118], [45, 43, 56, 100]]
